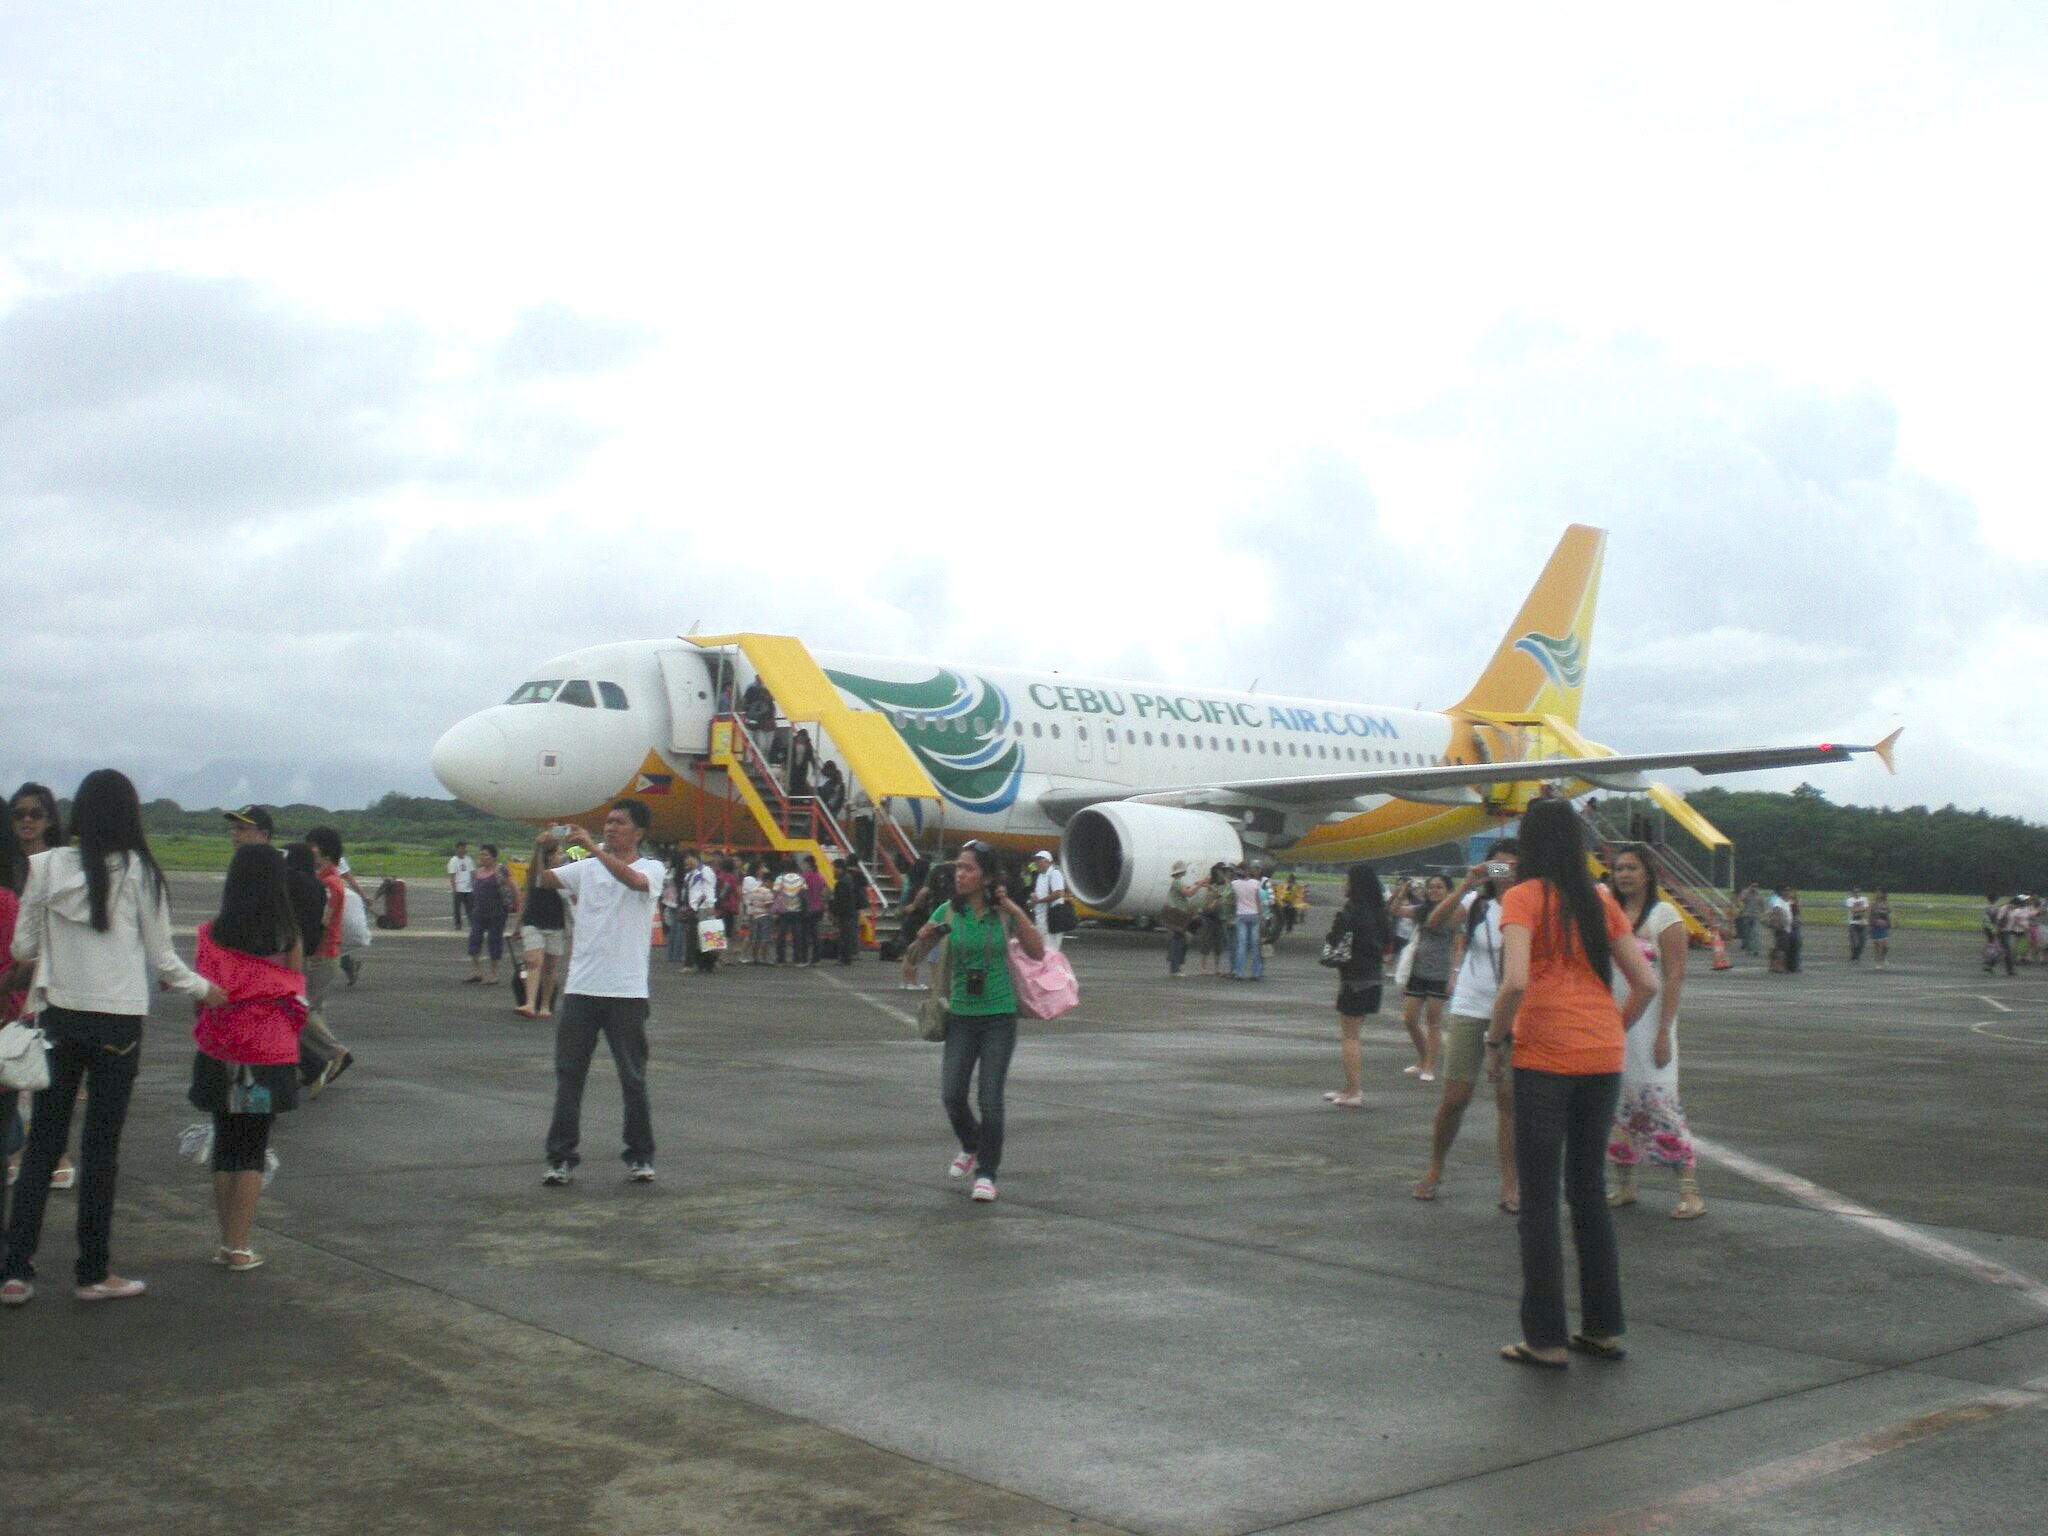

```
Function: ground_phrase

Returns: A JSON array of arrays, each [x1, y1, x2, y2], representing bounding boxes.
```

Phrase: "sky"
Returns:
[[4, 2, 2044, 819]]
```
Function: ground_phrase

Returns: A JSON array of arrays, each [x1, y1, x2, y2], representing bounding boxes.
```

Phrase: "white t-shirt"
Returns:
[[448, 855, 475, 893], [1446, 890, 1507, 1020], [1845, 894, 1870, 925], [1033, 866, 1066, 913], [554, 854, 665, 998]]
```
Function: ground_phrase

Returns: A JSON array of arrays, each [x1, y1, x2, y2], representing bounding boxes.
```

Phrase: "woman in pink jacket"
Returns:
[[189, 845, 309, 1273]]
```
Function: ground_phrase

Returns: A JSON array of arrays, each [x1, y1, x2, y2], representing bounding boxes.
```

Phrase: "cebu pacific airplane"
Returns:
[[430, 525, 1898, 917]]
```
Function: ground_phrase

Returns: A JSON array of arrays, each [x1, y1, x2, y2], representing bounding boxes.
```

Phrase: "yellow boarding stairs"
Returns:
[[686, 634, 940, 920], [1465, 710, 1735, 945]]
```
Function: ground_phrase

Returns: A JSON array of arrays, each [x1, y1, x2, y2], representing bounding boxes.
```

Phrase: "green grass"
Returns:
[[152, 836, 462, 882], [1789, 891, 1989, 933]]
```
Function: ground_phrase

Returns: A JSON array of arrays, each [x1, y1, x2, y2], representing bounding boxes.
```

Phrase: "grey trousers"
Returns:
[[545, 994, 656, 1168], [301, 955, 345, 1065]]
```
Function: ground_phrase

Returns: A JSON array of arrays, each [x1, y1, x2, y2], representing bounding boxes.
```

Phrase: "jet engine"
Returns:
[[1061, 803, 1245, 916]]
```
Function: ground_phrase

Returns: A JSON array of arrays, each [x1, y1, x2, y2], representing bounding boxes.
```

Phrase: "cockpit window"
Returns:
[[506, 680, 562, 705], [557, 680, 597, 708], [598, 682, 629, 711]]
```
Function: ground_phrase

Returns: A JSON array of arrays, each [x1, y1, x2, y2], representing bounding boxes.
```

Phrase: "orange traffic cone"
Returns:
[[1710, 929, 1732, 970], [652, 909, 666, 949]]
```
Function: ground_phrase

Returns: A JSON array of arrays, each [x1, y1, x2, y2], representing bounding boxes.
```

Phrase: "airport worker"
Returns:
[[1031, 851, 1069, 954], [3, 769, 228, 1306], [448, 841, 475, 930], [1602, 845, 1703, 1220], [1487, 797, 1656, 1369], [536, 803, 665, 1186], [1319, 863, 1390, 1109], [1413, 841, 1521, 1208], [900, 840, 1046, 1203], [300, 828, 357, 1091], [189, 844, 308, 1273]]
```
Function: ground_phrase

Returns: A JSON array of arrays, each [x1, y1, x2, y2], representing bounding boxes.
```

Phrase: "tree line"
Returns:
[[1687, 785, 2048, 896], [131, 791, 534, 853]]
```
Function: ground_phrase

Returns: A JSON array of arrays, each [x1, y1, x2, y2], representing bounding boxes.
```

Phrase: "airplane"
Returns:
[[430, 524, 1900, 917]]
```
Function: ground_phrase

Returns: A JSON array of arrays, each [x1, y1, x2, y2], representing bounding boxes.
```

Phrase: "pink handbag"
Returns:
[[1007, 939, 1078, 1020]]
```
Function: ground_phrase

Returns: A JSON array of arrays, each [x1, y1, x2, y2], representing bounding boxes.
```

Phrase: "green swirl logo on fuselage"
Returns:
[[1512, 630, 1585, 693], [823, 668, 1023, 814]]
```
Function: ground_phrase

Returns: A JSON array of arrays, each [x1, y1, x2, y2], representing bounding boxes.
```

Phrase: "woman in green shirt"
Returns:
[[902, 840, 1046, 1202]]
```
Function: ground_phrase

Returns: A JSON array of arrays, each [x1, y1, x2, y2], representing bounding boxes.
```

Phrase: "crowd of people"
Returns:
[[0, 766, 2025, 1368]]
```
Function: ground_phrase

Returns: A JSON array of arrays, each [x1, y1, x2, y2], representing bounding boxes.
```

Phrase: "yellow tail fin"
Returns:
[[1454, 524, 1606, 725]]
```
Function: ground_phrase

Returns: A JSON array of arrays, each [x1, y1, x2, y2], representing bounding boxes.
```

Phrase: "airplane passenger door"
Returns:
[[655, 648, 716, 755], [1073, 718, 1093, 763]]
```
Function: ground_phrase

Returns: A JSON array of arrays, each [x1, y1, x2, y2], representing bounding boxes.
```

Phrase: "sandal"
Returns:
[[1568, 1332, 1627, 1360], [1500, 1341, 1568, 1370], [1412, 1177, 1441, 1202], [75, 1277, 147, 1301], [1327, 1092, 1363, 1108], [225, 1248, 264, 1272]]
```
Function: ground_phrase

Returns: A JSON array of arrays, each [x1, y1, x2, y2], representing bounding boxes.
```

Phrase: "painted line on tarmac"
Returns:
[[1971, 1020, 2048, 1047], [817, 972, 924, 1029], [1694, 1135, 2048, 1311], [1561, 1386, 2045, 1536], [1977, 994, 2014, 1013]]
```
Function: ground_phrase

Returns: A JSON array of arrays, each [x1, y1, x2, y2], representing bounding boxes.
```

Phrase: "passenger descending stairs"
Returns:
[[687, 634, 941, 936], [1464, 709, 1736, 945]]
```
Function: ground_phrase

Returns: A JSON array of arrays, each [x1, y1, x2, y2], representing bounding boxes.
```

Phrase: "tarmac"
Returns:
[[6, 875, 2048, 1535]]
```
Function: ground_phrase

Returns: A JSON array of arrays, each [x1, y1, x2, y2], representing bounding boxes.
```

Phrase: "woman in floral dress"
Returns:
[[1604, 845, 1704, 1219]]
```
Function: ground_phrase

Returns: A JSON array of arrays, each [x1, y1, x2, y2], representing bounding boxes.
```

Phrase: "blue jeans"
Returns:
[[1167, 928, 1189, 974], [1512, 1066, 1625, 1350], [3, 1009, 143, 1287], [940, 1012, 1018, 1179], [1232, 914, 1263, 978], [545, 995, 655, 1168]]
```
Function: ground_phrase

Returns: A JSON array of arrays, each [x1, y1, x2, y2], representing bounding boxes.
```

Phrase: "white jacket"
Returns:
[[11, 847, 210, 1017]]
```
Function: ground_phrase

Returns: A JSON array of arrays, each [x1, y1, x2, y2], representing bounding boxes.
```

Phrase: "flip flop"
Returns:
[[1412, 1179, 1440, 1201], [1568, 1333, 1627, 1361], [1500, 1342, 1568, 1370]]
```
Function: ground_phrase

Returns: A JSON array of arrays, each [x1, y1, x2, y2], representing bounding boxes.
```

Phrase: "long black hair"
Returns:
[[953, 839, 1004, 915], [1516, 798, 1612, 986], [10, 781, 63, 851], [1608, 842, 1663, 934], [0, 805, 26, 896], [70, 769, 166, 933], [213, 844, 299, 957], [1343, 862, 1389, 953]]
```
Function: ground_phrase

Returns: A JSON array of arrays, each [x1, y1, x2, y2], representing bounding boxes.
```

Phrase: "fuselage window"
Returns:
[[1226, 738, 1235, 752], [1078, 725, 1088, 742], [1144, 731, 1154, 747], [506, 680, 561, 705], [973, 719, 987, 735], [1175, 733, 1186, 749], [1013, 721, 1024, 737], [1032, 721, 1044, 738], [1050, 724, 1061, 740], [1257, 741, 1267, 755], [558, 680, 597, 708], [598, 682, 629, 711], [1126, 729, 1137, 745]]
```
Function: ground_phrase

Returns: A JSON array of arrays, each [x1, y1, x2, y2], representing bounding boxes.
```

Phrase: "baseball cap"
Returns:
[[224, 805, 274, 835]]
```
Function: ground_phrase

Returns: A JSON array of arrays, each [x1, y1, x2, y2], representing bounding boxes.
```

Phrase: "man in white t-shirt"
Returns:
[[536, 800, 667, 1186], [1844, 887, 1870, 963], [1413, 840, 1520, 1209], [1030, 851, 1069, 954], [448, 842, 476, 930]]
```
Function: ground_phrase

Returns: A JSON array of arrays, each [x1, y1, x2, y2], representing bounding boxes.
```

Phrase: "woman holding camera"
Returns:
[[900, 841, 1045, 1203]]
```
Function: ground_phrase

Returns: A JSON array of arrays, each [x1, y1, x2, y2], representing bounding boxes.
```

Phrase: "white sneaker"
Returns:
[[627, 1161, 656, 1183], [542, 1163, 573, 1186], [971, 1176, 997, 1202], [948, 1152, 977, 1179]]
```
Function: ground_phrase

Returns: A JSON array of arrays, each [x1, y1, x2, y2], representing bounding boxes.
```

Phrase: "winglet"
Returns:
[[1872, 727, 1903, 775]]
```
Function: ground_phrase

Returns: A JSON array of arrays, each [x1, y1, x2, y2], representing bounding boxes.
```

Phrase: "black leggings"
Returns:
[[212, 1112, 275, 1174]]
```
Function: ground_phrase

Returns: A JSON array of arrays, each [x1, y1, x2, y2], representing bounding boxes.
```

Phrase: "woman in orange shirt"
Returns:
[[1486, 799, 1656, 1368]]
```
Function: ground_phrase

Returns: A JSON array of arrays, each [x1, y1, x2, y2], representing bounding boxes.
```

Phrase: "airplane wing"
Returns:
[[1037, 731, 1901, 823]]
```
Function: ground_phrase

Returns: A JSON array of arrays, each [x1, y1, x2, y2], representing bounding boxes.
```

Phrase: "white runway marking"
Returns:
[[1694, 1135, 2048, 1311], [1978, 995, 2014, 1013], [817, 971, 922, 1029], [1971, 1021, 2048, 1047]]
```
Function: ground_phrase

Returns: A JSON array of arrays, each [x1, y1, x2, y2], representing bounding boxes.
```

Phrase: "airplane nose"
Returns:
[[432, 714, 508, 802]]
